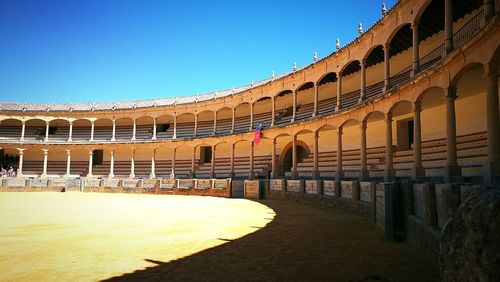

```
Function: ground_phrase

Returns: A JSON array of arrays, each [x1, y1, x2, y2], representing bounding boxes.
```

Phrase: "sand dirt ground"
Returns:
[[0, 192, 439, 281]]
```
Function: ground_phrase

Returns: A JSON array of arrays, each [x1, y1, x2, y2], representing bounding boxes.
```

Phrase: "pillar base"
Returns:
[[131, 137, 136, 141], [67, 138, 72, 142], [482, 160, 500, 186], [151, 136, 157, 140], [87, 173, 93, 178], [359, 169, 369, 181], [443, 163, 461, 183], [335, 171, 344, 181], [64, 173, 71, 178], [108, 174, 114, 179], [384, 169, 395, 182], [41, 173, 48, 178], [335, 106, 340, 112], [111, 138, 116, 142], [149, 174, 156, 179], [382, 85, 391, 94], [411, 166, 425, 180], [129, 174, 135, 179], [172, 135, 177, 139]]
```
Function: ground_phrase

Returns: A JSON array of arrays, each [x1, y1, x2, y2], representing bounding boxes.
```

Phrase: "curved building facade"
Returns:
[[0, 0, 499, 189]]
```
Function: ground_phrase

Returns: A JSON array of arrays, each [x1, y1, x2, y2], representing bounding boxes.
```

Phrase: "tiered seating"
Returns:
[[233, 115, 251, 133], [340, 89, 361, 109], [296, 147, 386, 178], [195, 155, 271, 179], [91, 159, 195, 178], [0, 125, 23, 140], [365, 81, 385, 100], [392, 132, 488, 177], [216, 118, 232, 135], [21, 160, 87, 176], [317, 97, 337, 116], [389, 68, 412, 89]]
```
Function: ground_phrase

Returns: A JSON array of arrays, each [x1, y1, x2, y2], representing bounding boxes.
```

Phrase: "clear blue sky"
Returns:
[[0, 0, 396, 103]]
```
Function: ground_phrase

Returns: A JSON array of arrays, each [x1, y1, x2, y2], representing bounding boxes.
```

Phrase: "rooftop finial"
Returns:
[[293, 62, 297, 72], [251, 80, 254, 86], [272, 71, 275, 80], [313, 51, 318, 62], [336, 38, 340, 51], [382, 2, 388, 16], [358, 23, 363, 35]]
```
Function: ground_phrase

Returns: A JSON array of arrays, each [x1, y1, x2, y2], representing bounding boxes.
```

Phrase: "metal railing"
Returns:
[[453, 9, 484, 49]]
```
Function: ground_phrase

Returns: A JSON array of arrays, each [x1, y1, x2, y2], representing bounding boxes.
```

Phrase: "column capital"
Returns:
[[360, 59, 367, 66], [413, 101, 422, 112], [338, 127, 343, 135], [383, 43, 391, 51], [446, 86, 458, 99], [65, 149, 71, 155], [385, 113, 393, 123], [411, 20, 420, 29], [89, 150, 94, 155], [483, 62, 498, 77], [42, 148, 49, 154], [360, 120, 367, 129]]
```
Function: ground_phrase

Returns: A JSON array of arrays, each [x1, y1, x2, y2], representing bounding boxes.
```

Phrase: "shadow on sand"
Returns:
[[103, 200, 439, 281]]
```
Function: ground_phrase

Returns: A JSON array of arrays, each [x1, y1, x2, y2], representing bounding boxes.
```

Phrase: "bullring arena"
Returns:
[[1, 0, 500, 281]]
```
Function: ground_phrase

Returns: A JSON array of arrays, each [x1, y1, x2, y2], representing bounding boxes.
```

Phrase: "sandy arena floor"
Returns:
[[0, 192, 439, 281], [0, 192, 274, 281]]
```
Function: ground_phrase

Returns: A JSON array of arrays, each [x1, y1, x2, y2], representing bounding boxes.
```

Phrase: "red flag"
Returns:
[[254, 128, 261, 144]]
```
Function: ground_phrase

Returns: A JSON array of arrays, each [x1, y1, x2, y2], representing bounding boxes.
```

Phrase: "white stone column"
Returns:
[[360, 120, 369, 180], [271, 138, 276, 178], [172, 114, 177, 139], [445, 86, 461, 180], [249, 103, 254, 130], [17, 149, 25, 177], [150, 148, 156, 179], [444, 0, 453, 55], [152, 118, 157, 140], [249, 141, 254, 179], [129, 149, 135, 178], [194, 113, 198, 137], [337, 127, 343, 181], [230, 143, 235, 178], [210, 145, 216, 178], [231, 108, 235, 134], [172, 147, 176, 175], [271, 97, 276, 126], [20, 121, 26, 141], [41, 149, 49, 177], [359, 60, 366, 102], [65, 149, 71, 177], [90, 121, 95, 142], [44, 121, 50, 142], [68, 121, 73, 142], [313, 83, 319, 117], [383, 44, 391, 92], [131, 119, 136, 141], [413, 101, 425, 178], [111, 119, 116, 141], [411, 21, 420, 76], [313, 131, 319, 179], [213, 111, 217, 135], [385, 113, 395, 181], [292, 90, 297, 122], [87, 150, 93, 177], [109, 150, 115, 178], [191, 146, 196, 177], [336, 74, 342, 111]]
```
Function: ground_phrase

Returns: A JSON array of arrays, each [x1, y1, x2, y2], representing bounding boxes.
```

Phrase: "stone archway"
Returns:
[[278, 140, 310, 177]]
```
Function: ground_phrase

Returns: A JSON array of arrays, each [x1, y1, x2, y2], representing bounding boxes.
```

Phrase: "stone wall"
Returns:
[[0, 177, 231, 198]]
